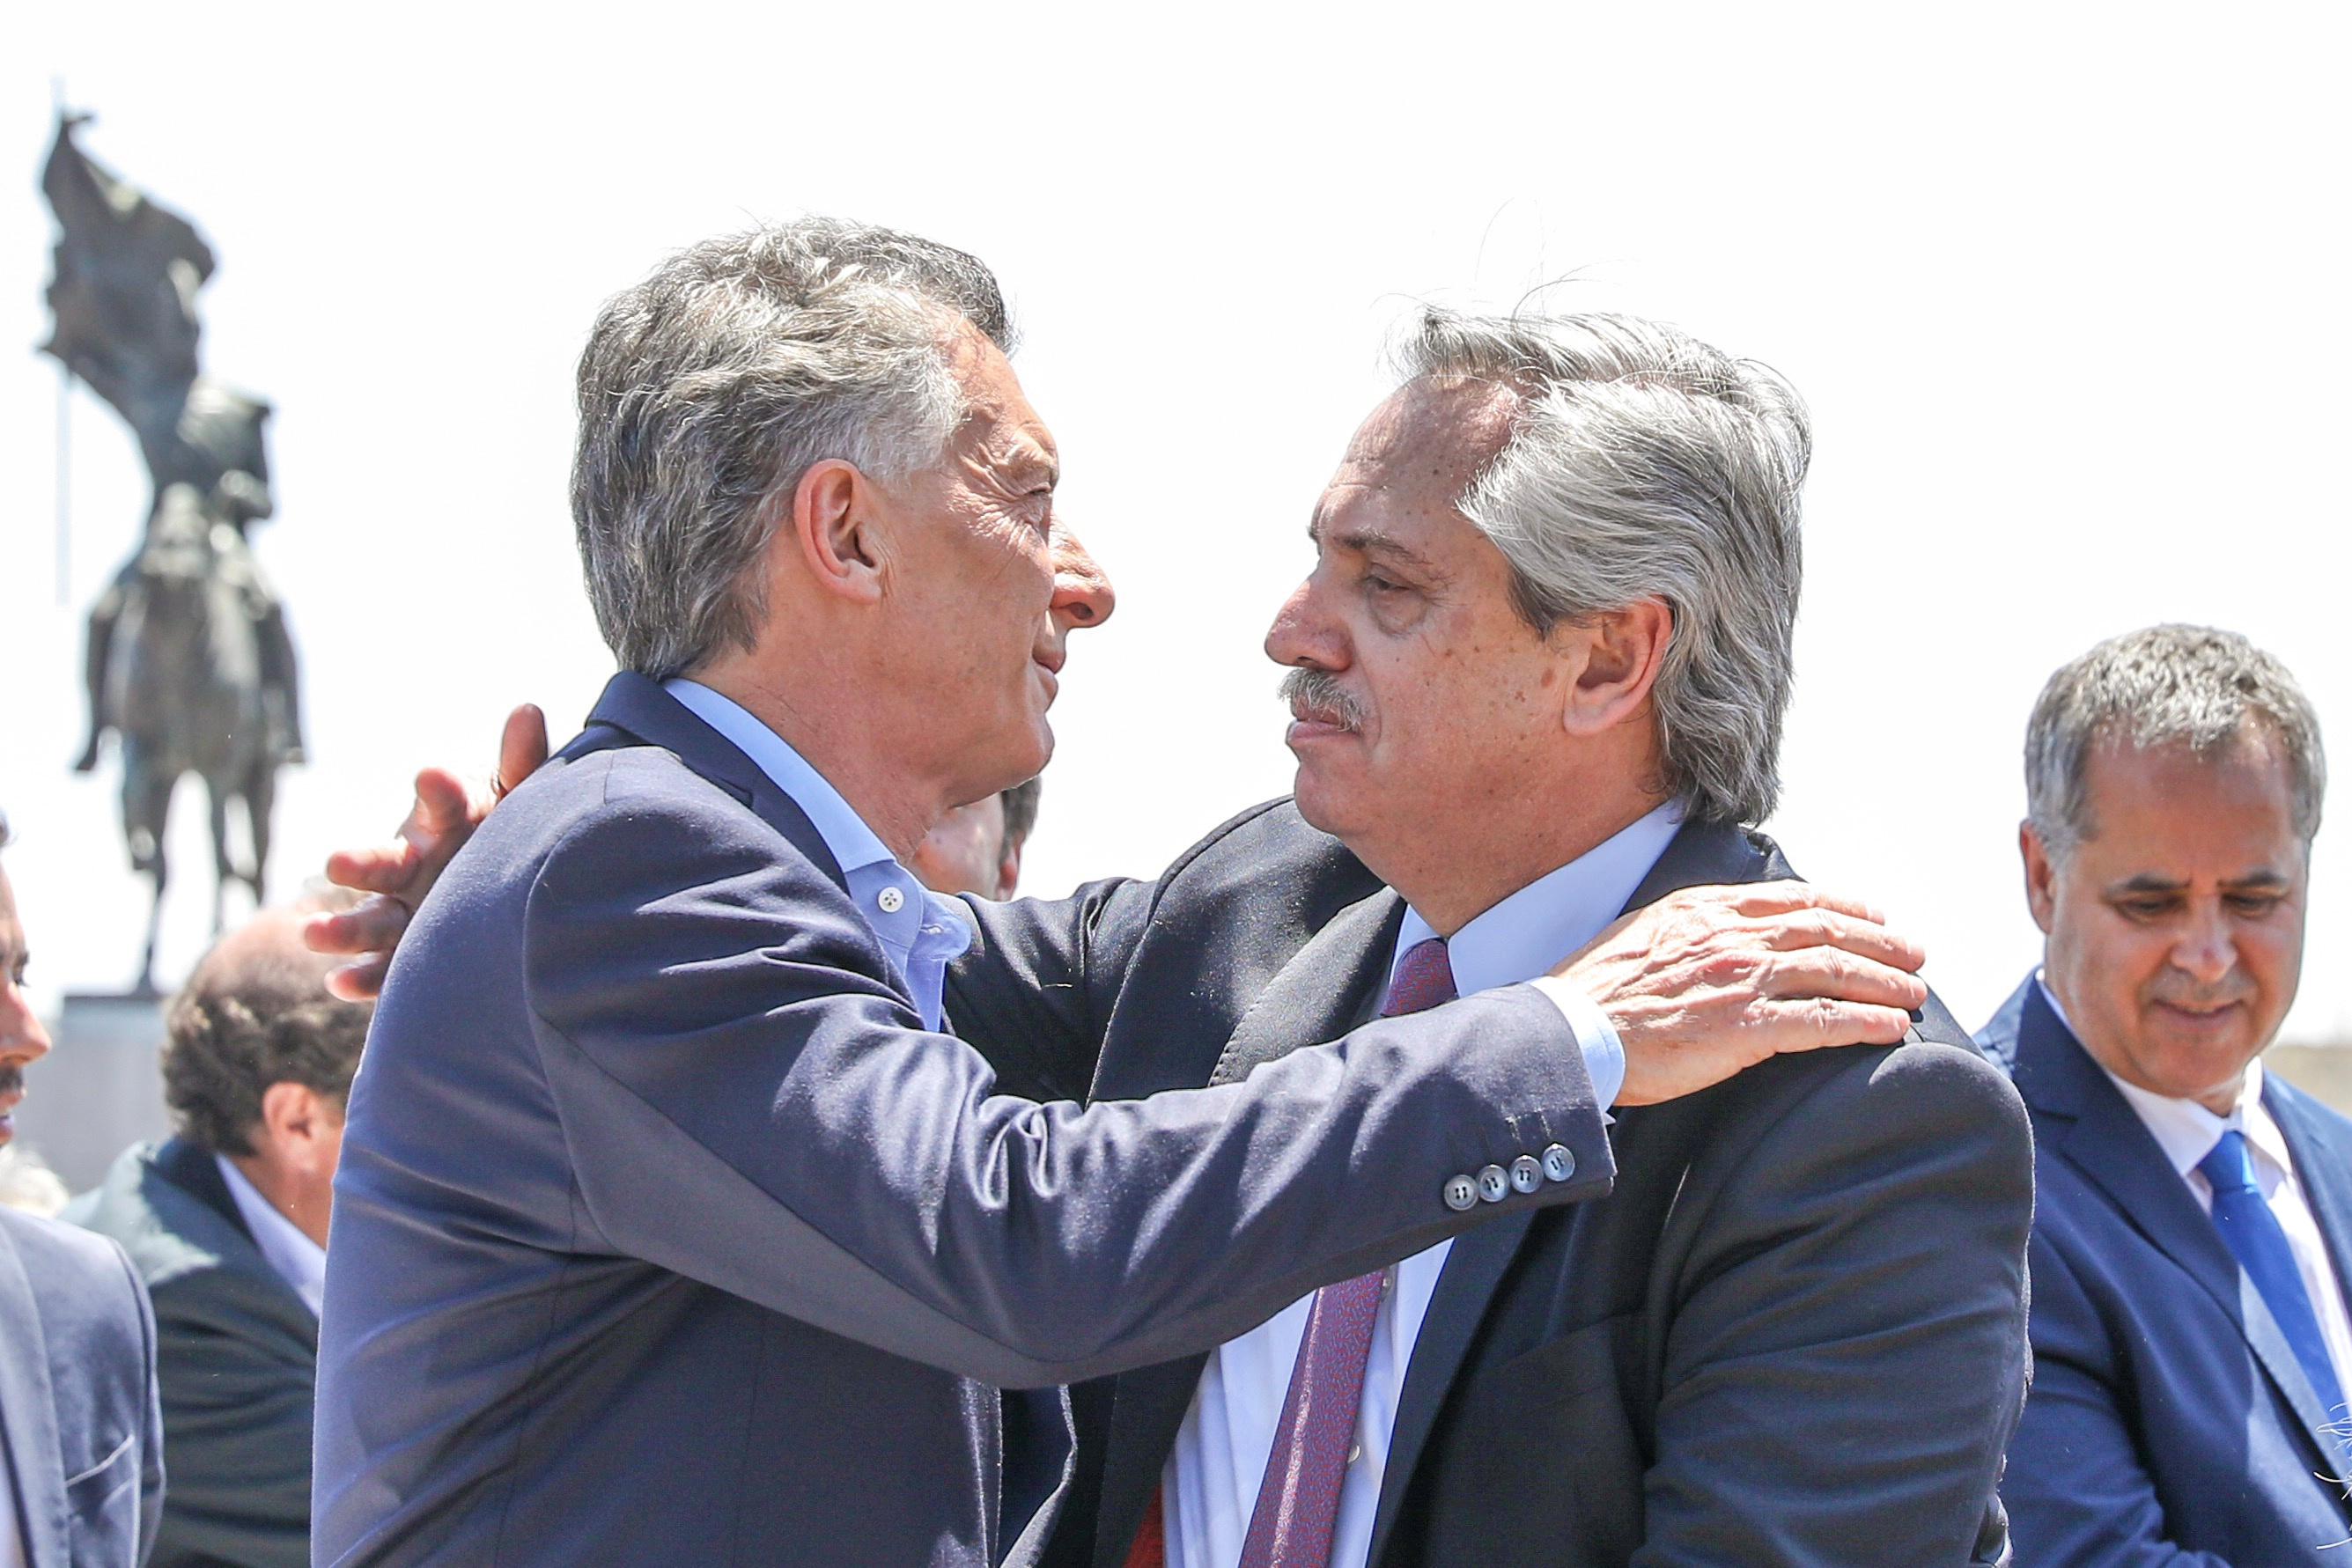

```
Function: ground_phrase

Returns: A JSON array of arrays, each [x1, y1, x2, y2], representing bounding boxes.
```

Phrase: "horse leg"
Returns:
[[207, 777, 235, 938], [123, 748, 173, 994], [243, 761, 276, 909]]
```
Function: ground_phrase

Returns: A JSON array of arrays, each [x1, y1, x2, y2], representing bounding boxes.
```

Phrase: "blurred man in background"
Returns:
[[70, 893, 370, 1568], [911, 777, 1039, 899], [1980, 625, 2352, 1564], [0, 809, 166, 1565]]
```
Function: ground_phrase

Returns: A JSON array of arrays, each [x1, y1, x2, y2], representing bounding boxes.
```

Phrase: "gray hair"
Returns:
[[1396, 308, 1809, 825], [572, 218, 1014, 680], [2025, 623, 2326, 860]]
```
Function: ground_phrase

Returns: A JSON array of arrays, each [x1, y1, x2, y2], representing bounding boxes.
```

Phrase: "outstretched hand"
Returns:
[[1553, 881, 1930, 1106], [304, 703, 552, 1000]]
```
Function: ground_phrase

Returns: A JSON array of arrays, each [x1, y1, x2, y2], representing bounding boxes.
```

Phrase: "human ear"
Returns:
[[1560, 598, 1671, 738], [2021, 821, 2059, 935], [788, 460, 888, 605]]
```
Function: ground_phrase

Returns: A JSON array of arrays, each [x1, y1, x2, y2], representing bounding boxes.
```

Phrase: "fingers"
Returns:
[[1705, 880, 1887, 926], [323, 953, 392, 1004], [495, 704, 550, 800], [303, 896, 413, 960], [410, 768, 478, 837], [323, 842, 421, 894], [1750, 997, 1917, 1053], [1754, 907, 1926, 974], [1760, 944, 1928, 1012]]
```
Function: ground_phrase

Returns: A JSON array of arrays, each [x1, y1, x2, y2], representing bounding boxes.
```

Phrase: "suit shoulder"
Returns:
[[0, 1207, 145, 1324], [1726, 1031, 2033, 1185], [1153, 798, 1379, 912], [2269, 1069, 2352, 1146]]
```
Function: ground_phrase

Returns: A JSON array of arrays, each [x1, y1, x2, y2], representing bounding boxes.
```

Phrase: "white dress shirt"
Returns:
[[664, 679, 971, 1031], [217, 1152, 329, 1318], [2041, 977, 2352, 1394], [1162, 803, 1684, 1568]]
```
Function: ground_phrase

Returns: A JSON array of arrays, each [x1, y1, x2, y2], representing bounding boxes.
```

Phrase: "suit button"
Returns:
[[1509, 1154, 1543, 1194], [1542, 1144, 1575, 1182], [1442, 1174, 1478, 1211], [1477, 1164, 1509, 1204]]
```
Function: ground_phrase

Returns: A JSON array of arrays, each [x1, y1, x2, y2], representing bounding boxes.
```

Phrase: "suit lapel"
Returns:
[[2017, 990, 2348, 1468], [1088, 888, 1400, 1568], [581, 672, 847, 893], [1365, 1210, 1532, 1566], [0, 1222, 69, 1566], [1207, 889, 1401, 1087], [1365, 818, 1763, 1562]]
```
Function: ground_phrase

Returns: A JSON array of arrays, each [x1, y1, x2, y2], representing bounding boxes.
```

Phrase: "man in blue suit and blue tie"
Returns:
[[1981, 623, 2352, 1564]]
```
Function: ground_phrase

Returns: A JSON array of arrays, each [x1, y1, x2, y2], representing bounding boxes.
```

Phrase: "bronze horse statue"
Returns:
[[83, 483, 282, 992]]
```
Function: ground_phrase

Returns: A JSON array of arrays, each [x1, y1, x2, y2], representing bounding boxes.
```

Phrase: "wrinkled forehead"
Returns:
[[942, 324, 1058, 476], [1331, 376, 1522, 512]]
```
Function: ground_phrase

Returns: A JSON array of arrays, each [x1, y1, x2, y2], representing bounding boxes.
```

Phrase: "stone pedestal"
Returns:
[[16, 992, 172, 1195]]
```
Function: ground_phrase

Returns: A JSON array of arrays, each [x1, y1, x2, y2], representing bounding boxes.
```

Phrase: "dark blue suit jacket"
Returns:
[[69, 1138, 317, 1568], [1981, 976, 2352, 1564], [313, 674, 1614, 1567], [0, 1204, 165, 1567]]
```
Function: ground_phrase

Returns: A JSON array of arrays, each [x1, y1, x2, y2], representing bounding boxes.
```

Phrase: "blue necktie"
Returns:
[[2197, 1128, 2349, 1432]]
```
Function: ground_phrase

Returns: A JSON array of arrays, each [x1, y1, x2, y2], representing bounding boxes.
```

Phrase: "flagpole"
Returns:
[[55, 368, 71, 606], [51, 76, 70, 607]]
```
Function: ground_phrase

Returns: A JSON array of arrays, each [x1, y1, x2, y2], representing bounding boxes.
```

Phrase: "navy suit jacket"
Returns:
[[955, 807, 2032, 1568], [69, 1139, 317, 1568], [1981, 976, 2352, 1564], [313, 673, 1614, 1567], [0, 1204, 165, 1567]]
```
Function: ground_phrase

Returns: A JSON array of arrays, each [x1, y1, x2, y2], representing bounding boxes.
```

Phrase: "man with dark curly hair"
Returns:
[[70, 894, 370, 1568]]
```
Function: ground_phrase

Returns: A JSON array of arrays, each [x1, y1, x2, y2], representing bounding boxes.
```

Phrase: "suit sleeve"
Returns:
[[522, 792, 1616, 1389], [112, 1239, 165, 1568], [1633, 1043, 2036, 1567], [2000, 1228, 2236, 1567], [945, 875, 1161, 1103]]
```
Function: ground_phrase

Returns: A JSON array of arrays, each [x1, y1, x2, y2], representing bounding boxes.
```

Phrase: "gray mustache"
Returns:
[[0, 1065, 19, 1101], [1279, 668, 1368, 732]]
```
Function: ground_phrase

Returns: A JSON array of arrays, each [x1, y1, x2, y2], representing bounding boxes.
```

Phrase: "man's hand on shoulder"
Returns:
[[1554, 881, 1928, 1107], [303, 703, 551, 999]]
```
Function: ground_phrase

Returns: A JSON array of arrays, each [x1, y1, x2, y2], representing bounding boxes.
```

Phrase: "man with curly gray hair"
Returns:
[[1980, 623, 2352, 1564]]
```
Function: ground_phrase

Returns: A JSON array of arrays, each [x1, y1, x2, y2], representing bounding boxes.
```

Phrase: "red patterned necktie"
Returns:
[[1231, 936, 1456, 1568]]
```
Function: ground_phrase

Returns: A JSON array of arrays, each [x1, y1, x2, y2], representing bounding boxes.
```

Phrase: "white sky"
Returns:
[[3, 1, 2348, 1040]]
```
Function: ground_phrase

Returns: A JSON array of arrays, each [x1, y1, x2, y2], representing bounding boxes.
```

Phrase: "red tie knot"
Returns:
[[1383, 936, 1457, 1017]]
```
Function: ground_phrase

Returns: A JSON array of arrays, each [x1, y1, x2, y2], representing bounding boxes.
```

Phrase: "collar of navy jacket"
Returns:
[[1999, 976, 2352, 1474], [581, 671, 850, 894]]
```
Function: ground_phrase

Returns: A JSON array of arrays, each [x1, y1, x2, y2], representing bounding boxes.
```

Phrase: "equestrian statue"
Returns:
[[40, 110, 303, 991]]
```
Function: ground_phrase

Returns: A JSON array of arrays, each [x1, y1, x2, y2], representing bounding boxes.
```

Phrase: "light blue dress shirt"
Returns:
[[664, 679, 972, 1032]]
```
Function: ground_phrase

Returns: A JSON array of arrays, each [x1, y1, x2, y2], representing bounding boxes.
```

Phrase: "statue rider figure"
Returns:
[[74, 379, 306, 771], [41, 110, 304, 775]]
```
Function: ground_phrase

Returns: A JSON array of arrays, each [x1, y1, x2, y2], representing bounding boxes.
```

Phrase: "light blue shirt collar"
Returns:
[[663, 679, 970, 1028], [1392, 802, 1685, 997]]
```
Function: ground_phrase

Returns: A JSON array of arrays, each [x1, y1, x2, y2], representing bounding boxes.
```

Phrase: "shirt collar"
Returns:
[[213, 1152, 328, 1317], [663, 679, 896, 880], [663, 678, 969, 977], [2037, 973, 2293, 1182], [1393, 802, 1684, 994]]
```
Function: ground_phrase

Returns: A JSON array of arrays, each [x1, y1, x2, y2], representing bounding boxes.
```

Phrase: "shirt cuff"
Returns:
[[1527, 975, 1626, 1112]]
